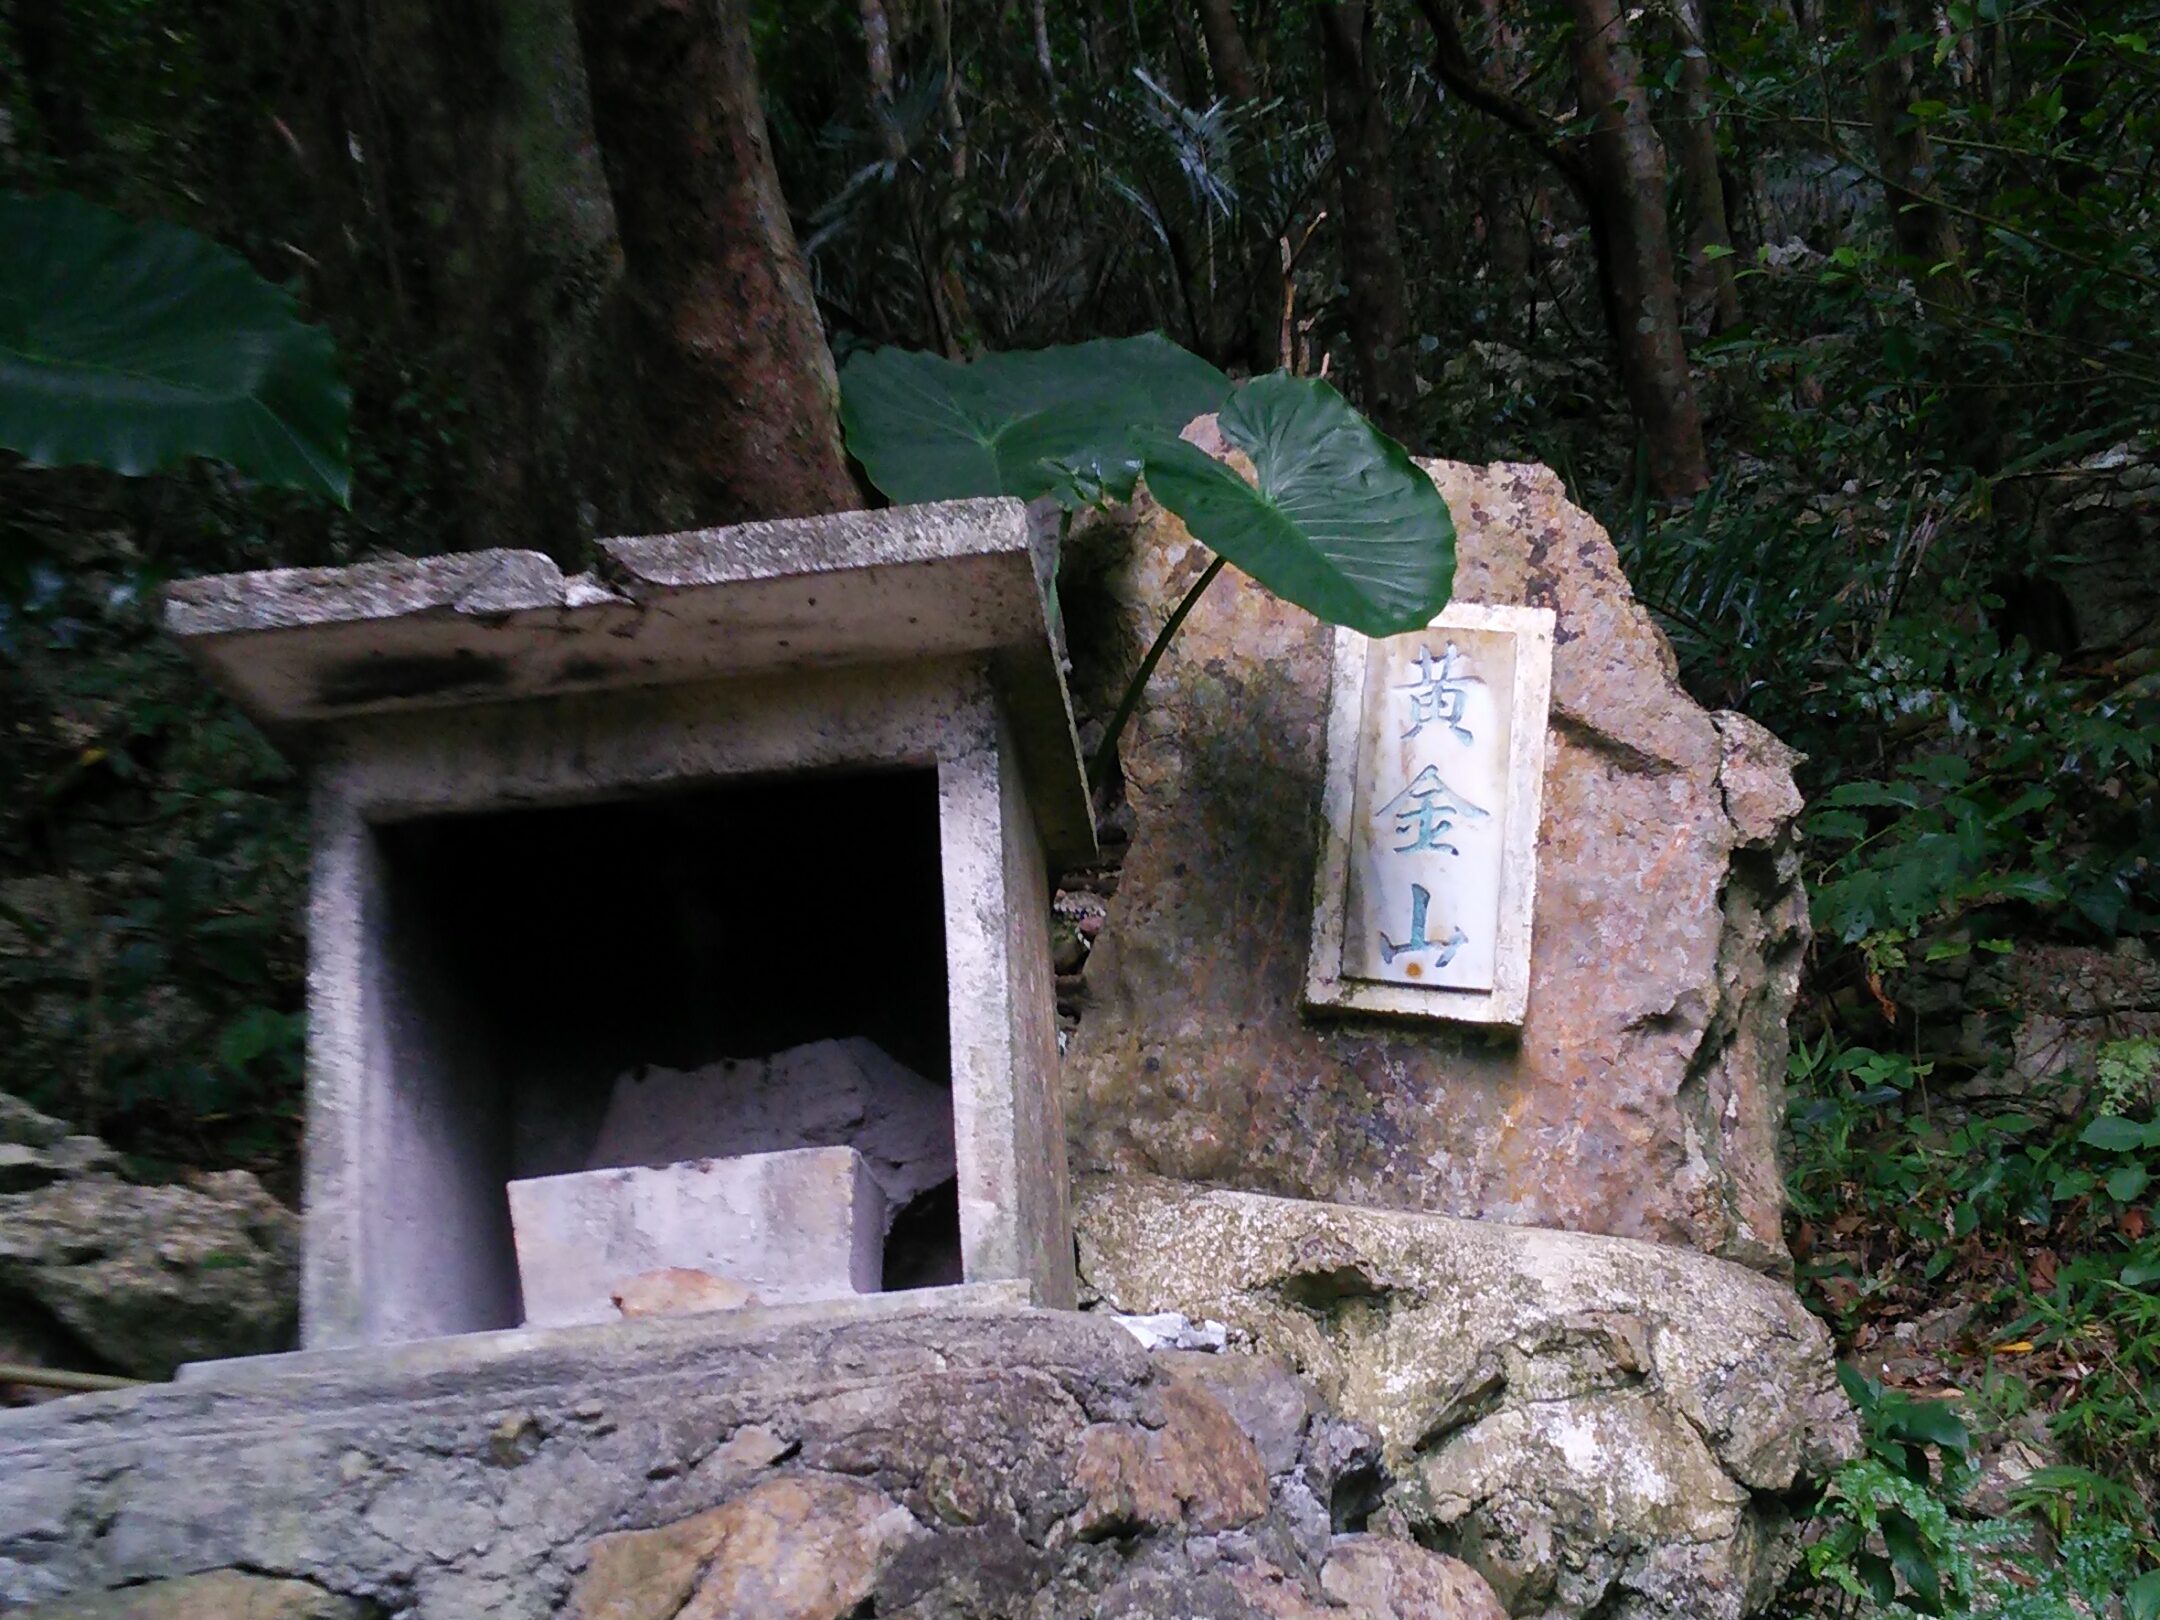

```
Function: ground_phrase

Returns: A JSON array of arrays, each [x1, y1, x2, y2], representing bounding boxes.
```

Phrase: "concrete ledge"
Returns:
[[163, 500, 1040, 647], [161, 498, 1094, 865], [162, 1279, 1030, 1396]]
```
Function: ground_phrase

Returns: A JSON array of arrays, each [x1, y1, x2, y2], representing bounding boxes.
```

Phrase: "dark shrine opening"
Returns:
[[367, 765, 959, 1338]]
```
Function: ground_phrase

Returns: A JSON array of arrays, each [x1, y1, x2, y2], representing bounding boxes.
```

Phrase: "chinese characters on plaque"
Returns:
[[1306, 603, 1555, 1026]]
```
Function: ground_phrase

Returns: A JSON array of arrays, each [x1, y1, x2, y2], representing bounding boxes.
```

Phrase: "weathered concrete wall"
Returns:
[[301, 660, 1073, 1345], [1062, 457, 1807, 1271], [0, 1297, 1504, 1620]]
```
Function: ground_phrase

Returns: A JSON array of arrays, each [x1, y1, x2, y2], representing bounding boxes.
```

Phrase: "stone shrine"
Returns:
[[160, 497, 1092, 1346], [0, 462, 1854, 1620]]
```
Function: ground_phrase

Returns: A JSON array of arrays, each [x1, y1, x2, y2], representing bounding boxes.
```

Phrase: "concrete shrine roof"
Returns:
[[163, 496, 1095, 862]]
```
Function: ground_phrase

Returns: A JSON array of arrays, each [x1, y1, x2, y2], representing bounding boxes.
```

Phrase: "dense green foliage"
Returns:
[[1134, 371, 1456, 637], [0, 192, 350, 502], [0, 505, 309, 1183], [839, 333, 1232, 505], [4, 0, 2159, 1607], [841, 342, 1457, 637]]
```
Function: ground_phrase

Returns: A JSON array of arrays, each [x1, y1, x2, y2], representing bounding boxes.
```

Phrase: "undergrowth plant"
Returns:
[[1807, 1368, 2160, 1619], [1614, 270, 2160, 1605]]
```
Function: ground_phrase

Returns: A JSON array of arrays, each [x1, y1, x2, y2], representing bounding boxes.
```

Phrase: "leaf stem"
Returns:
[[1091, 553, 1226, 793]]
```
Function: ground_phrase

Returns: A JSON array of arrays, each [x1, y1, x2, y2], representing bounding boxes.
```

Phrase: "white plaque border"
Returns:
[[1303, 601, 1555, 1027]]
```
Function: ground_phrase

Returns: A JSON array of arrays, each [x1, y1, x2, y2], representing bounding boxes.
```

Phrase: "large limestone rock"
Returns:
[[1992, 439, 2160, 659], [1317, 1538, 1510, 1620], [1062, 458, 1806, 1270], [1237, 1538, 1509, 1620], [0, 1094, 71, 1152], [1075, 1175, 1859, 1620], [21, 1570, 369, 1619], [1, 1300, 1505, 1620], [0, 1095, 118, 1195], [1900, 940, 2160, 1113], [0, 1095, 297, 1379]]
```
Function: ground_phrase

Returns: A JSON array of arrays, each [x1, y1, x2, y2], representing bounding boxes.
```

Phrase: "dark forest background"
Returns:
[[2, 1, 2157, 1603]]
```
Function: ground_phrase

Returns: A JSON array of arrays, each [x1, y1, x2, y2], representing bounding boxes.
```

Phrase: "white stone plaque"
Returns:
[[1305, 602, 1554, 1025]]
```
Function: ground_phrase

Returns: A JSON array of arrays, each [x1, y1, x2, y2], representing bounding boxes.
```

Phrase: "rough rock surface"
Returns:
[[1317, 1538, 1510, 1620], [562, 1474, 923, 1619], [1, 1301, 1504, 1620], [0, 1095, 70, 1152], [1061, 458, 1807, 1270], [1901, 941, 2160, 1112], [1076, 1175, 1860, 1620], [0, 1095, 297, 1380], [20, 1570, 368, 1619], [0, 1095, 119, 1194], [610, 1267, 763, 1319], [591, 1037, 957, 1224], [1993, 439, 2160, 659]]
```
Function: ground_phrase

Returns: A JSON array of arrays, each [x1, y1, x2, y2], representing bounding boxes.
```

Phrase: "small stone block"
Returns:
[[507, 1147, 884, 1328]]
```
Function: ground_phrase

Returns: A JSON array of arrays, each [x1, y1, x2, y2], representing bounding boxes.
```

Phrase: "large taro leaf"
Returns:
[[0, 192, 350, 503], [839, 334, 1230, 508], [1137, 371, 1455, 637]]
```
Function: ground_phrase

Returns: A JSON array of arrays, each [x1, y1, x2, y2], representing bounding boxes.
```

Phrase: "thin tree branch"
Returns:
[[1410, 0, 1591, 203], [1752, 112, 2160, 296]]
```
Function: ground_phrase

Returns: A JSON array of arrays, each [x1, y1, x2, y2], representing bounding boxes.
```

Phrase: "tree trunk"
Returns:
[[1484, 175, 1532, 282], [1192, 0, 1260, 103], [928, 0, 966, 180], [853, 0, 978, 356], [1181, 0, 1275, 370], [1566, 0, 1709, 495], [1412, 0, 1705, 486], [1317, 2, 1418, 433], [8, 0, 94, 160], [1164, 0, 1210, 110], [858, 0, 907, 159], [1856, 0, 1966, 297], [924, 0, 981, 347], [1858, 0, 1994, 459], [1668, 0, 1742, 332], [1029, 0, 1055, 91], [320, 0, 628, 556], [573, 0, 857, 528], [1472, 0, 1536, 326]]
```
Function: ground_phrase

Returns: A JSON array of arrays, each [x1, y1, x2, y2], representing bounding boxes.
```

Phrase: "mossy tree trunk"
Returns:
[[297, 0, 854, 550], [1856, 0, 1967, 299], [572, 0, 858, 528], [1668, 0, 1742, 333], [1566, 0, 1710, 495], [333, 0, 628, 557], [1317, 1, 1419, 434]]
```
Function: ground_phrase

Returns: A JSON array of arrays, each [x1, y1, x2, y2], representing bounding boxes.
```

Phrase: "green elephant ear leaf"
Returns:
[[1137, 371, 1455, 637], [0, 191, 351, 504], [839, 334, 1231, 508]]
